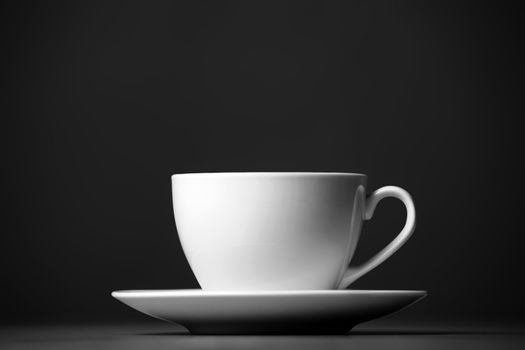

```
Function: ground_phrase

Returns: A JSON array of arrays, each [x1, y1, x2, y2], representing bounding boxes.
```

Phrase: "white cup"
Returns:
[[172, 172, 415, 291]]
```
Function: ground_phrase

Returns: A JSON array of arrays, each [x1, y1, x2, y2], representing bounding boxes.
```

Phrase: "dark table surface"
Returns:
[[2, 321, 524, 350]]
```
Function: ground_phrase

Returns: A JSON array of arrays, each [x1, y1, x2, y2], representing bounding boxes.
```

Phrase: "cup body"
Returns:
[[172, 172, 367, 291]]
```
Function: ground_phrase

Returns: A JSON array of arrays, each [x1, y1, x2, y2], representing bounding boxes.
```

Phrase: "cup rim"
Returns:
[[171, 172, 367, 179]]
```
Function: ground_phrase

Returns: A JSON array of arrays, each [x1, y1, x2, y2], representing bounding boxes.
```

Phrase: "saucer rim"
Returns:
[[111, 289, 428, 298]]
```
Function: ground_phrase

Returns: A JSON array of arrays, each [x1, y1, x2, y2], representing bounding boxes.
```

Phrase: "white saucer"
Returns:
[[112, 289, 427, 335]]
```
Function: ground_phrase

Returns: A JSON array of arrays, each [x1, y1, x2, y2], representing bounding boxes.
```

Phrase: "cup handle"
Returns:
[[337, 186, 416, 289]]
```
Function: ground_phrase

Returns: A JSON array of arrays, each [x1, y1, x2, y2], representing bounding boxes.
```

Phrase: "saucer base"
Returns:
[[184, 321, 355, 335], [112, 289, 427, 335]]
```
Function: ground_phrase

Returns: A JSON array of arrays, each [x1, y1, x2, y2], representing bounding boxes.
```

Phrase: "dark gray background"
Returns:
[[2, 0, 522, 325]]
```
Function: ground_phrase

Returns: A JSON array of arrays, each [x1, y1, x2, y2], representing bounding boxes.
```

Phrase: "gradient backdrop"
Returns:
[[2, 1, 522, 325]]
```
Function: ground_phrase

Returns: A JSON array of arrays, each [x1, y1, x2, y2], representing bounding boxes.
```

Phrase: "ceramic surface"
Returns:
[[172, 172, 416, 290], [112, 289, 427, 335]]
